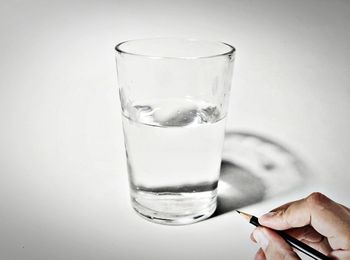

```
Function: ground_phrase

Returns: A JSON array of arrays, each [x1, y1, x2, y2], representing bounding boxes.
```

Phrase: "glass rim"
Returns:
[[115, 38, 236, 60]]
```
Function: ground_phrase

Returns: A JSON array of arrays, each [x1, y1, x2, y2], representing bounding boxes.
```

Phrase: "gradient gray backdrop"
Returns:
[[1, 0, 350, 259]]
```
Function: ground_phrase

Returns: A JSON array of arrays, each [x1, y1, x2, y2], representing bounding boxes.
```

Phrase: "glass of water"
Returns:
[[115, 38, 235, 225]]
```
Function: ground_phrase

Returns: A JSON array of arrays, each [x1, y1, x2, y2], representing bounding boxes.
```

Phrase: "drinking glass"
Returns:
[[115, 38, 235, 225]]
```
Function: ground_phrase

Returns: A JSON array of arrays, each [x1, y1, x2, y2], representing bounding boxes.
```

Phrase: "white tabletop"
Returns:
[[1, 1, 349, 259]]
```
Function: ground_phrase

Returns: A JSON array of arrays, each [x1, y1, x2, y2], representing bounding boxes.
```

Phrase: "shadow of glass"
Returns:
[[213, 161, 266, 217], [212, 131, 309, 218]]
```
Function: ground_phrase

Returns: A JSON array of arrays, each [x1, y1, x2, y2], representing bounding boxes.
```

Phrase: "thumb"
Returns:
[[253, 227, 300, 260]]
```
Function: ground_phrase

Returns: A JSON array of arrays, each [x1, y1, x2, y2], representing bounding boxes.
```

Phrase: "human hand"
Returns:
[[250, 192, 350, 260]]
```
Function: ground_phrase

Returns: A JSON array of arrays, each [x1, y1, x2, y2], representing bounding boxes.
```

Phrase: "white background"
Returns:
[[1, 0, 349, 259]]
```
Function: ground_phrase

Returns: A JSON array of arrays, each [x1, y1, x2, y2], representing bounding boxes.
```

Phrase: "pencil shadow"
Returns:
[[211, 131, 309, 218]]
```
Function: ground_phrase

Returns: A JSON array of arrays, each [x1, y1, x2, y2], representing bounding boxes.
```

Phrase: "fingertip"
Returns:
[[258, 211, 281, 228], [259, 211, 290, 230], [258, 227, 288, 248], [258, 228, 301, 259], [253, 227, 269, 250]]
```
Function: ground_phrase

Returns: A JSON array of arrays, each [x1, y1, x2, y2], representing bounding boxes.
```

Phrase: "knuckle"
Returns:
[[306, 192, 328, 207]]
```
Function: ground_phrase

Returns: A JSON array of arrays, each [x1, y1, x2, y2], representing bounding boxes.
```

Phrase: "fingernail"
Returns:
[[253, 229, 269, 250], [261, 211, 277, 219]]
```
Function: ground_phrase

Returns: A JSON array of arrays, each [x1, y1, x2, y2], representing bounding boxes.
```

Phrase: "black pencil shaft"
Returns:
[[276, 230, 329, 260], [249, 216, 329, 260]]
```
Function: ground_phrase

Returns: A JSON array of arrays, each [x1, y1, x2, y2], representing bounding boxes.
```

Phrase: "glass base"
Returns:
[[131, 189, 217, 225]]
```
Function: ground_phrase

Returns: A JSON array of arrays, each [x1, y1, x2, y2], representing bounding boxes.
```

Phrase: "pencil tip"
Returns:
[[236, 210, 252, 221]]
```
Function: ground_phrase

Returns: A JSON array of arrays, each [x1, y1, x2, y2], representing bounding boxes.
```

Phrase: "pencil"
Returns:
[[236, 211, 330, 260]]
